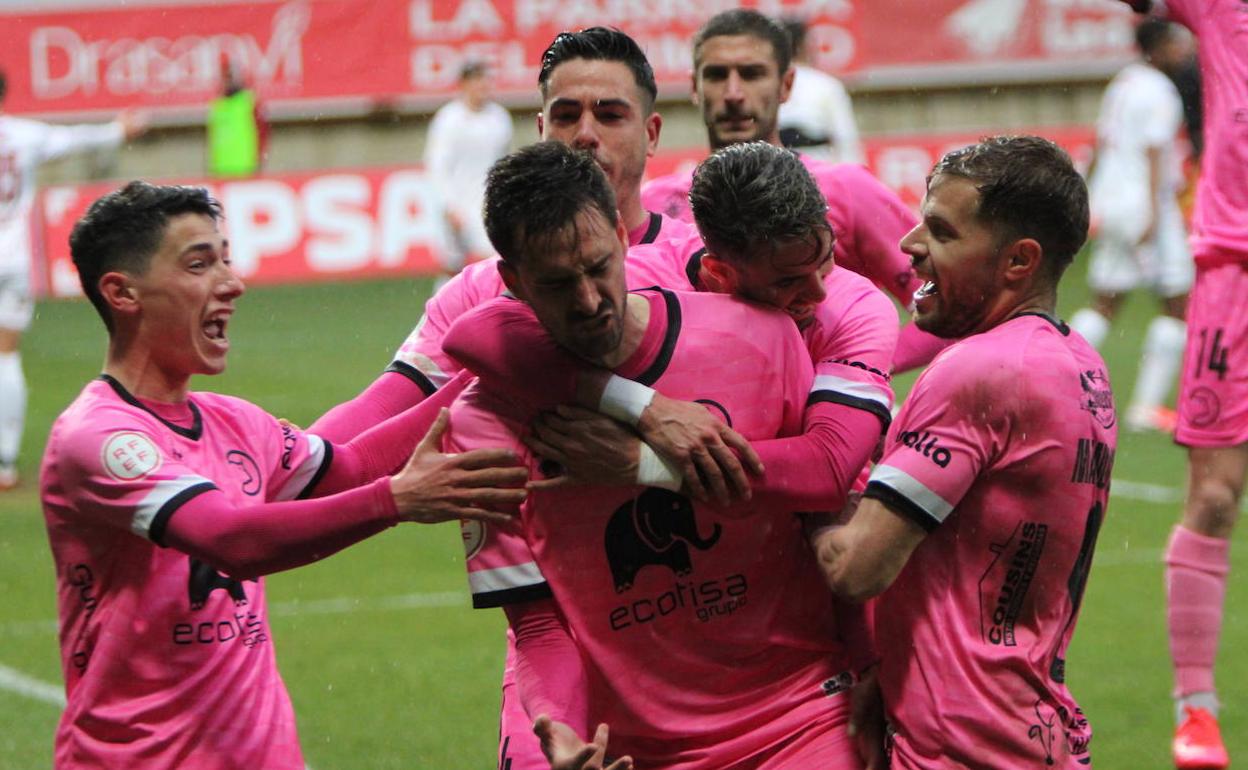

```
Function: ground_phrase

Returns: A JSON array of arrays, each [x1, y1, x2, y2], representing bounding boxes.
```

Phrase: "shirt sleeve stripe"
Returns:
[[272, 434, 331, 502], [807, 391, 893, 430], [865, 464, 956, 528], [811, 374, 892, 409], [293, 439, 334, 501], [144, 479, 218, 546], [384, 360, 440, 396], [471, 583, 554, 609]]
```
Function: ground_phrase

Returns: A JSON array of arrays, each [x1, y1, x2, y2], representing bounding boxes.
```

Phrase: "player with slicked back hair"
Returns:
[[814, 136, 1113, 769]]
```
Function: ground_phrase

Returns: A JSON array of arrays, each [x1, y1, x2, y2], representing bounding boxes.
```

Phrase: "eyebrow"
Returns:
[[549, 97, 632, 110]]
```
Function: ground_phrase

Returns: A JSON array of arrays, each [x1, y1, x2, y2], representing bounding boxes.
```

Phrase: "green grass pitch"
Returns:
[[0, 257, 1244, 769]]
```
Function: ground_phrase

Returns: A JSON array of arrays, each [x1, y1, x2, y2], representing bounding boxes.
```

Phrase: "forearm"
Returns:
[[745, 402, 881, 512], [505, 599, 590, 735], [443, 302, 580, 408], [309, 370, 433, 443], [163, 478, 398, 580], [314, 371, 472, 495]]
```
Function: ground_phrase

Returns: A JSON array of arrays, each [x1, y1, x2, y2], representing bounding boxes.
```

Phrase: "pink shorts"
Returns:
[[1176, 260, 1248, 447]]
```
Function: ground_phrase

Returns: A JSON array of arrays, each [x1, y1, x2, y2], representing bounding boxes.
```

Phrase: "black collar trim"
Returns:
[[98, 374, 204, 440], [639, 212, 664, 245], [634, 288, 682, 386], [1014, 310, 1070, 336]]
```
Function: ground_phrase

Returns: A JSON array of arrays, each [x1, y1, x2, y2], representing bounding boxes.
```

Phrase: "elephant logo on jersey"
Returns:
[[188, 558, 253, 609], [225, 450, 263, 496], [1078, 369, 1115, 429], [604, 489, 721, 593]]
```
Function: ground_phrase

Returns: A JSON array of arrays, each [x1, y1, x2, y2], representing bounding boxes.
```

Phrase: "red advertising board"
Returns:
[[33, 124, 1095, 299], [0, 0, 1135, 121]]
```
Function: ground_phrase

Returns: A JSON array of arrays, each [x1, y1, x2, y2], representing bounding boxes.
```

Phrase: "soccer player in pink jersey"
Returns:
[[310, 28, 699, 444], [449, 138, 870, 770], [813, 136, 1115, 768], [640, 9, 949, 373], [1119, 2, 1248, 766], [40, 181, 527, 769]]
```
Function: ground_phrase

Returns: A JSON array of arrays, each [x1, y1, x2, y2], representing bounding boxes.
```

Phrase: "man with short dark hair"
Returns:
[[815, 136, 1114, 768], [449, 139, 866, 770], [642, 8, 944, 373], [41, 181, 526, 768]]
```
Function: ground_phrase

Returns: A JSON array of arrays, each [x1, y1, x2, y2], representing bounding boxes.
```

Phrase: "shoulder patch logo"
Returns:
[[101, 431, 163, 481]]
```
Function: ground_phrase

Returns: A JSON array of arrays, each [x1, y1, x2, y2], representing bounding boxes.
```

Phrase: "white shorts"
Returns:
[[0, 269, 33, 331], [1087, 204, 1193, 298], [433, 204, 494, 273]]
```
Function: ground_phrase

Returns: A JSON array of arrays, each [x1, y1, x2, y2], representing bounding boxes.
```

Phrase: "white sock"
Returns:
[[0, 351, 26, 469], [1069, 308, 1111, 349], [1130, 315, 1186, 413], [1177, 691, 1220, 723]]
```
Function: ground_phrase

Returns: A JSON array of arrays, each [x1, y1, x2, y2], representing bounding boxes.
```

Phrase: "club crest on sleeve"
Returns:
[[462, 520, 485, 559], [101, 431, 163, 481]]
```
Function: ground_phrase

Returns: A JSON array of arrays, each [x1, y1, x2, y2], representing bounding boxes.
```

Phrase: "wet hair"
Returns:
[[930, 135, 1089, 278], [1135, 17, 1176, 57], [70, 181, 221, 331], [693, 9, 792, 74], [483, 141, 618, 267], [539, 27, 657, 111], [689, 141, 830, 264], [459, 61, 488, 81]]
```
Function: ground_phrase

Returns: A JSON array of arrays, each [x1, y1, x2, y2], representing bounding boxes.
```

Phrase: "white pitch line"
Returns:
[[0, 663, 65, 707]]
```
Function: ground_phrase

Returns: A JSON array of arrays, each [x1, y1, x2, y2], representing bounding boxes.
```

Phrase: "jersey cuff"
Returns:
[[808, 391, 893, 431], [385, 360, 438, 397], [150, 482, 219, 546], [472, 583, 554, 609], [295, 440, 334, 501], [863, 481, 941, 533]]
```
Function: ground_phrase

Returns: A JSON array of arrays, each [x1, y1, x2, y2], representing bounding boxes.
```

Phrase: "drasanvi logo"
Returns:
[[28, 1, 311, 100]]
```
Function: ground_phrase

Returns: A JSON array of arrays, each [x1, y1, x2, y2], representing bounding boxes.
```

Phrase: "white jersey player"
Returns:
[[0, 69, 146, 489]]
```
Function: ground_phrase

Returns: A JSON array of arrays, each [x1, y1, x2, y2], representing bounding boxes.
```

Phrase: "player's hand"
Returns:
[[118, 109, 150, 141], [848, 666, 887, 770], [636, 392, 763, 505], [524, 406, 642, 490], [390, 408, 527, 524], [534, 716, 633, 770]]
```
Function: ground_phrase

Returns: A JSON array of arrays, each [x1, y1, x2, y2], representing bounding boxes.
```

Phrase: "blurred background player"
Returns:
[[777, 17, 863, 164], [423, 61, 512, 290], [207, 55, 268, 178], [1069, 18, 1194, 433], [1120, 0, 1248, 767], [815, 136, 1109, 769], [44, 180, 526, 768], [0, 68, 146, 491]]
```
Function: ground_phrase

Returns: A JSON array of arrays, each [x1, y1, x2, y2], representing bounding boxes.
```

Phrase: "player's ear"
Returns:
[[1003, 238, 1044, 282], [645, 111, 662, 157], [779, 65, 795, 104], [615, 214, 629, 249], [98, 271, 140, 317], [497, 260, 526, 301], [700, 253, 739, 294], [690, 71, 701, 106], [536, 111, 544, 138]]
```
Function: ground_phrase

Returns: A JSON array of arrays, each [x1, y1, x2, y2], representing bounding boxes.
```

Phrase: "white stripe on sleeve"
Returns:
[[468, 562, 547, 596], [868, 464, 956, 524], [811, 373, 892, 410], [132, 475, 215, 539], [272, 434, 329, 502]]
